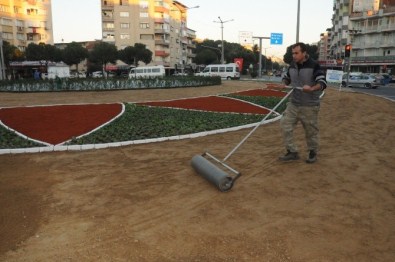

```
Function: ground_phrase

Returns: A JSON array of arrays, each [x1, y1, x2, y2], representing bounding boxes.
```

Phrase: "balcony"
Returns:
[[155, 39, 170, 46], [155, 29, 170, 35], [155, 6, 169, 13], [155, 50, 170, 57]]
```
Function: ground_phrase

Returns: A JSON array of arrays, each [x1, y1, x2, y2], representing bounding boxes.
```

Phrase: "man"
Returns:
[[280, 42, 327, 163]]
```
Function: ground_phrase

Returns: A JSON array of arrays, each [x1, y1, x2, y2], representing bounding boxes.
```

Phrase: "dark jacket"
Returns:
[[283, 57, 327, 106]]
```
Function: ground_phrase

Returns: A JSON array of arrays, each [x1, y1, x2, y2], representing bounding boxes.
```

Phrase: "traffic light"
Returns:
[[345, 44, 352, 58]]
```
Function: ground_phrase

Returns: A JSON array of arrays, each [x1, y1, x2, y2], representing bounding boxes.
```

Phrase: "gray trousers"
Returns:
[[280, 102, 320, 153]]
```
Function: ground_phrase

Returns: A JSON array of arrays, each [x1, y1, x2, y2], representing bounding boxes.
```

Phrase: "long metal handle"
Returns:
[[223, 88, 296, 162]]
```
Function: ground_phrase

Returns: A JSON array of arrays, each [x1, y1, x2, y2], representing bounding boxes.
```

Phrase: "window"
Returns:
[[103, 33, 115, 39], [2, 32, 13, 40], [103, 22, 114, 29], [0, 5, 11, 13], [140, 34, 154, 40], [120, 34, 130, 39], [211, 67, 219, 72], [16, 20, 24, 27], [17, 33, 25, 40], [103, 10, 113, 18], [26, 8, 38, 15], [226, 67, 233, 72], [120, 23, 130, 29], [140, 1, 149, 9], [1, 18, 13, 26], [120, 11, 129, 17], [140, 12, 149, 18], [14, 6, 21, 13], [219, 67, 225, 73], [140, 23, 150, 29]]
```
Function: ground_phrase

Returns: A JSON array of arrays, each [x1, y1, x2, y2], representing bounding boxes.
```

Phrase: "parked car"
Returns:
[[69, 72, 86, 78], [376, 73, 392, 85], [92, 71, 104, 78], [341, 74, 380, 89]]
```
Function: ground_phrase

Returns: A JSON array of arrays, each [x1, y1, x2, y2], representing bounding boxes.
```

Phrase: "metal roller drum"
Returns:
[[191, 155, 234, 192]]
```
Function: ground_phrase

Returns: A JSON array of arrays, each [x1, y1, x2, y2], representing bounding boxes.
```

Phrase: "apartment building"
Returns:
[[0, 0, 53, 50], [101, 0, 196, 69], [328, 0, 395, 74]]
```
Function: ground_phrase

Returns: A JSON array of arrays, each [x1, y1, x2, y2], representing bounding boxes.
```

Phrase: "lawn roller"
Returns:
[[191, 87, 297, 192]]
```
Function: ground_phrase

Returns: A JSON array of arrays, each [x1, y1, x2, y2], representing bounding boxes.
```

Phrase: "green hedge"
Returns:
[[0, 76, 221, 92]]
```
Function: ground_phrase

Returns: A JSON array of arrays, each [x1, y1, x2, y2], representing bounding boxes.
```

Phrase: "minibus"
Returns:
[[195, 63, 240, 80], [129, 65, 166, 78]]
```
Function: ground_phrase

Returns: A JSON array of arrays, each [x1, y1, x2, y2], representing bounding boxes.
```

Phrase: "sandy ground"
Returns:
[[1, 81, 395, 261]]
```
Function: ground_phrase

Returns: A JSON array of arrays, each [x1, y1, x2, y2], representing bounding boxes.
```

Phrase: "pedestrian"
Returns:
[[280, 42, 327, 163]]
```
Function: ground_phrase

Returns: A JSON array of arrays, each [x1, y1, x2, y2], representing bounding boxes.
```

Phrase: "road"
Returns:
[[241, 75, 395, 102], [341, 84, 395, 102]]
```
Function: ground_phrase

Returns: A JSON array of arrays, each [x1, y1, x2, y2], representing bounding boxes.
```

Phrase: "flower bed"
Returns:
[[0, 88, 289, 151]]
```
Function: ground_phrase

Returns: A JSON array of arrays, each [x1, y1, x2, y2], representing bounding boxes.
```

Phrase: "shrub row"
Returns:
[[0, 76, 221, 92]]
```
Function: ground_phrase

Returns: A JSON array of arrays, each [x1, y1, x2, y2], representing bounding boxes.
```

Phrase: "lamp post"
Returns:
[[0, 38, 5, 80], [296, 0, 300, 42], [263, 47, 271, 75], [214, 16, 234, 64]]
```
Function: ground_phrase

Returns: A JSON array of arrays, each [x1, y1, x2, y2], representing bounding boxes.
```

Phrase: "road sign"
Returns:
[[270, 33, 283, 45]]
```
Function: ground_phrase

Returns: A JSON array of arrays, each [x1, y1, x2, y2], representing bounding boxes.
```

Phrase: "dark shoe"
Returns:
[[306, 150, 317, 164], [279, 150, 300, 162]]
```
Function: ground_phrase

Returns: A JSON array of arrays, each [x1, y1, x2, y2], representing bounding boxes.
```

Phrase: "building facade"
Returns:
[[0, 0, 53, 50], [101, 0, 196, 70], [327, 0, 395, 74]]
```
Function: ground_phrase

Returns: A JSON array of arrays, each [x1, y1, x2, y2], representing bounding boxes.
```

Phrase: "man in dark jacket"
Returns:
[[280, 42, 327, 163]]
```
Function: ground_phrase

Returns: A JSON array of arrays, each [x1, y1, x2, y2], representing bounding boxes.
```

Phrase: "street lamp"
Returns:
[[214, 16, 234, 64], [263, 47, 271, 75], [0, 38, 5, 80]]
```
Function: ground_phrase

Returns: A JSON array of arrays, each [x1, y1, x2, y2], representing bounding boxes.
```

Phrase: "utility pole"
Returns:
[[252, 36, 270, 78], [0, 38, 5, 80], [214, 16, 234, 64]]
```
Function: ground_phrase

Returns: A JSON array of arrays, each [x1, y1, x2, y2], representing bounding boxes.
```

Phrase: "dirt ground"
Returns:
[[1, 81, 395, 261]]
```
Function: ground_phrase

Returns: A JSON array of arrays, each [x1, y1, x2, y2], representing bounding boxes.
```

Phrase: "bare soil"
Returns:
[[1, 81, 395, 261]]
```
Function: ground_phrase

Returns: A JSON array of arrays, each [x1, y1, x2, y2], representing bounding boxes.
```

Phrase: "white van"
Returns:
[[129, 65, 166, 78], [195, 63, 240, 80]]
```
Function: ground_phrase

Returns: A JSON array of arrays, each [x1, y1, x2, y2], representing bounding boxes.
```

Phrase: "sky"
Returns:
[[51, 0, 334, 58]]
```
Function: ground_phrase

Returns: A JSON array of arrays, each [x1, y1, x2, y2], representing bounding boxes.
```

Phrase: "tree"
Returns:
[[3, 41, 24, 65], [194, 40, 260, 74], [62, 42, 88, 71], [118, 43, 152, 66], [194, 49, 219, 65], [283, 43, 319, 64], [88, 42, 118, 73], [25, 42, 61, 62]]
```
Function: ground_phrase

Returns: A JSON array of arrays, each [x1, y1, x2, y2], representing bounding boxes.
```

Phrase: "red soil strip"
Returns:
[[0, 104, 122, 145], [230, 89, 287, 97], [138, 96, 270, 114]]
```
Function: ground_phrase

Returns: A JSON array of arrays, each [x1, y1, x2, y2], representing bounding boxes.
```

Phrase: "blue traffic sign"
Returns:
[[270, 33, 283, 45]]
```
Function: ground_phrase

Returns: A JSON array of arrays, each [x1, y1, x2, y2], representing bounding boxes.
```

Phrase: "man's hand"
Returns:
[[302, 84, 319, 93]]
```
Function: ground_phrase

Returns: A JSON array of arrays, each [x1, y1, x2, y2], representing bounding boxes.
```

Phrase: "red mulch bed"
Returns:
[[137, 96, 270, 114], [0, 104, 122, 145]]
